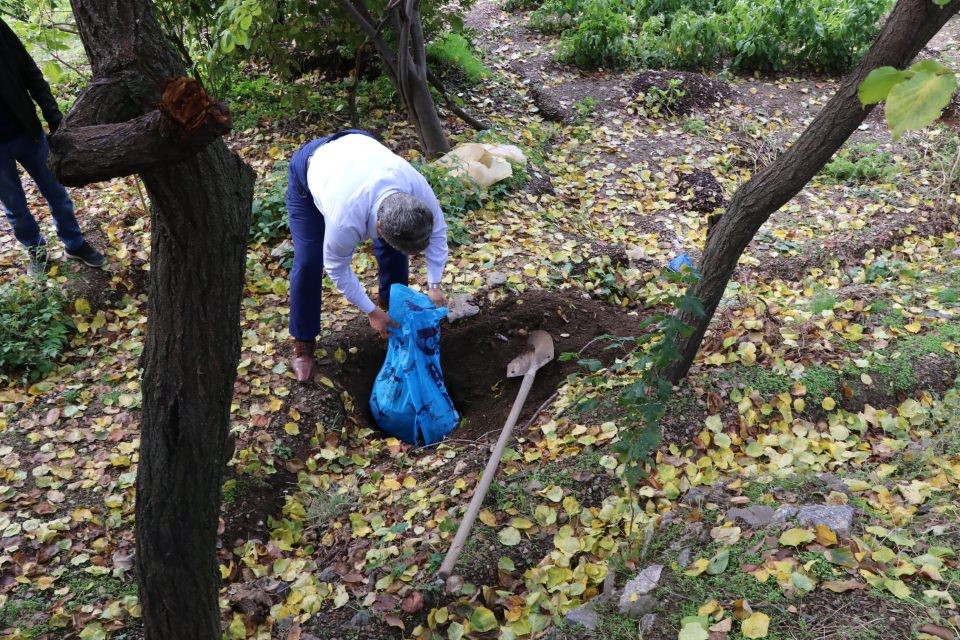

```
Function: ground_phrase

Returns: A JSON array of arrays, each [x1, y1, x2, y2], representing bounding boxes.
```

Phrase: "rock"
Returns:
[[524, 479, 544, 493], [726, 505, 776, 528], [680, 488, 707, 506], [486, 272, 508, 287], [618, 594, 659, 619], [797, 505, 855, 536], [597, 571, 617, 603], [270, 238, 293, 257], [564, 603, 599, 630], [638, 613, 658, 638], [677, 547, 692, 568], [346, 610, 371, 629], [446, 295, 480, 322], [619, 565, 662, 618], [818, 473, 851, 496], [772, 505, 798, 524], [317, 565, 337, 582]]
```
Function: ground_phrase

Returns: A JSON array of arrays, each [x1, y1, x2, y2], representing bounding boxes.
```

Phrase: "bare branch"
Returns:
[[427, 70, 490, 130]]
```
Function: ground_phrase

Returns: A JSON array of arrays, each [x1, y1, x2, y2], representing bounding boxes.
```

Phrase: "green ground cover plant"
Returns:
[[0, 278, 73, 382], [427, 32, 491, 83], [530, 0, 891, 71]]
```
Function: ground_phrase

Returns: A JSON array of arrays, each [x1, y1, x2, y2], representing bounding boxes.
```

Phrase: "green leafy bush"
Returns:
[[427, 33, 490, 83], [536, 0, 891, 72], [250, 161, 289, 245], [416, 159, 529, 246], [0, 279, 73, 381], [504, 0, 544, 11], [557, 0, 639, 69]]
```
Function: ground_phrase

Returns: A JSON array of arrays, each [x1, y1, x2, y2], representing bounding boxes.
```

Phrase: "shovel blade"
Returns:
[[506, 330, 555, 377]]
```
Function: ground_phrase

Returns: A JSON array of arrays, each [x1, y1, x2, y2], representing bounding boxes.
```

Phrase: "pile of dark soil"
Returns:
[[676, 169, 727, 213], [628, 70, 733, 115], [320, 288, 644, 440]]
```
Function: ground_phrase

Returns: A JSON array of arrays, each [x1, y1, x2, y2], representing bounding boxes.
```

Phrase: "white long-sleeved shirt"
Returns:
[[305, 134, 448, 314]]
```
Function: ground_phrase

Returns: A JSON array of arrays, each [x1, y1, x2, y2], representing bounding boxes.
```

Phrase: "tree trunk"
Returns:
[[337, 0, 451, 157], [665, 0, 960, 383], [52, 2, 255, 638]]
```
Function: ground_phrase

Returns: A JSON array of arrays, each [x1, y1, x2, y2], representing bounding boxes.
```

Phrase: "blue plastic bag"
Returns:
[[668, 253, 696, 272], [370, 284, 460, 445]]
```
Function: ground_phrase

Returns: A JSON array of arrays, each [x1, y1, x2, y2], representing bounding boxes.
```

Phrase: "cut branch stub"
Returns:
[[159, 77, 230, 137]]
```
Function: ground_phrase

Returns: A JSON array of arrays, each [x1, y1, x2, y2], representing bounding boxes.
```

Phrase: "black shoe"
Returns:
[[27, 244, 48, 278], [65, 241, 106, 268]]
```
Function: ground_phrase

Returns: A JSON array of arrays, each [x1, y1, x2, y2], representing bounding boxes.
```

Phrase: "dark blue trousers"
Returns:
[[0, 132, 84, 251], [287, 130, 409, 341]]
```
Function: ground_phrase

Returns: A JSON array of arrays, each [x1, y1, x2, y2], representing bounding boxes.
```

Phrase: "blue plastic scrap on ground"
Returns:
[[667, 253, 696, 273], [370, 284, 460, 445]]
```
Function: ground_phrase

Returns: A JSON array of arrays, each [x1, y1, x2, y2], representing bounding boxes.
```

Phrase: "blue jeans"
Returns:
[[287, 130, 409, 341], [0, 132, 84, 251]]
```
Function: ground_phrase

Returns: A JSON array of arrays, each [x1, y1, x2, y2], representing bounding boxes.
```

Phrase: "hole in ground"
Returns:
[[321, 289, 646, 440]]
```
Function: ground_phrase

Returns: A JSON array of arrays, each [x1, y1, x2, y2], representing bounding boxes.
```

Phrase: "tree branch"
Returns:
[[50, 77, 231, 186], [336, 0, 400, 81], [427, 69, 490, 130]]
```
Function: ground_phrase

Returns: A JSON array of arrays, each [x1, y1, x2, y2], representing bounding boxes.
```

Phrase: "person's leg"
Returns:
[[373, 238, 409, 307], [287, 155, 326, 343], [16, 134, 84, 251], [0, 135, 44, 249]]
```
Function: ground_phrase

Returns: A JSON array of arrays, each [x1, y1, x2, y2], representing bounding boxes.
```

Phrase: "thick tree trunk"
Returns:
[[135, 147, 253, 640], [52, 1, 255, 638], [665, 0, 960, 383]]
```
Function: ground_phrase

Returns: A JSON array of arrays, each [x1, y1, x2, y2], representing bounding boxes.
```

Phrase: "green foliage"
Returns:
[[635, 77, 685, 117], [200, 0, 473, 88], [415, 158, 529, 246], [861, 59, 958, 140], [556, 0, 639, 69], [563, 269, 704, 487], [0, 278, 73, 382], [504, 0, 545, 11], [819, 143, 897, 185], [573, 97, 598, 123], [427, 32, 490, 84], [535, 0, 891, 71], [809, 291, 837, 315], [682, 117, 707, 136], [250, 161, 289, 245]]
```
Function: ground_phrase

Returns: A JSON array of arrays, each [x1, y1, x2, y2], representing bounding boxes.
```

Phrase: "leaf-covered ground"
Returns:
[[2, 4, 960, 640]]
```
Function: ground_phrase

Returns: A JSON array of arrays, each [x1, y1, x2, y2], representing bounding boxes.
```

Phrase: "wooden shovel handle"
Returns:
[[438, 370, 537, 580]]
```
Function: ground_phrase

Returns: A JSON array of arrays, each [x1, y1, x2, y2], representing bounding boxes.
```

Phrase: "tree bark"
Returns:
[[52, 1, 255, 638], [337, 0, 451, 157], [50, 78, 232, 186], [665, 0, 960, 383]]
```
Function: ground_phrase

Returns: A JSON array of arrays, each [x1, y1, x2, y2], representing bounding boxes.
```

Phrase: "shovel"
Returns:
[[438, 330, 555, 581]]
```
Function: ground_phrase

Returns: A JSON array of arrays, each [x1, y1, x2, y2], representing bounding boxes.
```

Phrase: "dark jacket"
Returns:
[[0, 18, 62, 141]]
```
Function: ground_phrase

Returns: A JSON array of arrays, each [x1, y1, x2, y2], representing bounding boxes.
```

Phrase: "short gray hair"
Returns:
[[377, 192, 434, 255]]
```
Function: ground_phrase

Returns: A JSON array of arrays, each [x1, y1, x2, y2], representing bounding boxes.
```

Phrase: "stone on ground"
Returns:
[[564, 602, 599, 630], [796, 505, 855, 536], [618, 564, 663, 618], [726, 505, 776, 527], [446, 295, 480, 322]]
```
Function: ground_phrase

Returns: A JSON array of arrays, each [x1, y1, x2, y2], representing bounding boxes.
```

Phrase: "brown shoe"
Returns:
[[292, 339, 316, 382]]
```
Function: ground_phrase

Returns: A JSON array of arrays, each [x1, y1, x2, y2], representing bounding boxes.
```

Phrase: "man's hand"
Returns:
[[427, 287, 447, 308], [368, 308, 399, 339]]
